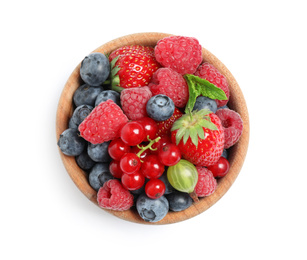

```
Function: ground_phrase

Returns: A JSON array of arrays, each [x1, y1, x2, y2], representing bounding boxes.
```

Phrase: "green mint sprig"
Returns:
[[184, 74, 227, 114]]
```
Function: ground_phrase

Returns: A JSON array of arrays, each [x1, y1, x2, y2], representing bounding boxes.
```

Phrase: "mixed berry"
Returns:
[[58, 35, 244, 223]]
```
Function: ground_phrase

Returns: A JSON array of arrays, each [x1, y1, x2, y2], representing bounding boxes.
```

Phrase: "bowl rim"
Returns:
[[56, 32, 250, 225]]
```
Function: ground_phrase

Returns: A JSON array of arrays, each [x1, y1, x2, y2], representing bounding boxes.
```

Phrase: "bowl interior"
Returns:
[[56, 32, 249, 224]]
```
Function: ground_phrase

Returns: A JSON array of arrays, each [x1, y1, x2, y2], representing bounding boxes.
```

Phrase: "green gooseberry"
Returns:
[[167, 159, 198, 193]]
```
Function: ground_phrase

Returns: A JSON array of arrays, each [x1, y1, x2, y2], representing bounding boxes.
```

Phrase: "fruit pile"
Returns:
[[58, 35, 243, 223]]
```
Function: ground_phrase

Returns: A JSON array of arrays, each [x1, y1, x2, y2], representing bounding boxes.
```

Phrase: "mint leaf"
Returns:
[[184, 74, 227, 113], [184, 75, 201, 114]]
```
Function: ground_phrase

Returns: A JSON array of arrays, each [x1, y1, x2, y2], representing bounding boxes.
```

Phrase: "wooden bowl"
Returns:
[[56, 32, 249, 225]]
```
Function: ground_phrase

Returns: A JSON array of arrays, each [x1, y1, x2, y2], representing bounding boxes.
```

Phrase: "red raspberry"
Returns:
[[216, 108, 243, 149], [154, 36, 202, 75], [194, 166, 217, 197], [156, 107, 183, 137], [148, 68, 189, 108], [97, 179, 134, 211], [79, 100, 128, 144], [194, 62, 230, 107], [120, 86, 152, 120]]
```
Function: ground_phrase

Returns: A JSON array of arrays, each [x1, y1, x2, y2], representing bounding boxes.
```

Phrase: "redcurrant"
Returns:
[[137, 117, 158, 141], [120, 121, 145, 146], [150, 135, 171, 155], [141, 154, 165, 179], [109, 160, 123, 179], [121, 171, 145, 190], [108, 138, 131, 160], [145, 179, 166, 199], [207, 157, 230, 178], [158, 143, 181, 166], [120, 153, 141, 174]]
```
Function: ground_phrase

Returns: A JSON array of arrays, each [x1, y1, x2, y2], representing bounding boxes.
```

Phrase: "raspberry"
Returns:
[[156, 107, 183, 137], [154, 36, 202, 75], [97, 179, 134, 211], [79, 100, 128, 144], [216, 108, 243, 149], [194, 62, 230, 107], [194, 166, 217, 197], [148, 68, 189, 108], [120, 86, 152, 120]]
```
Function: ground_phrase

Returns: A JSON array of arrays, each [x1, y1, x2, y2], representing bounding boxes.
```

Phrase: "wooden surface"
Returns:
[[56, 32, 250, 225]]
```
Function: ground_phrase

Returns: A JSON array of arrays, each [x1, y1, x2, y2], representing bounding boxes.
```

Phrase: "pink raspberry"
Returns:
[[97, 179, 134, 211], [154, 36, 202, 75], [216, 108, 243, 149], [194, 62, 230, 107], [79, 100, 128, 144], [148, 68, 189, 108], [120, 86, 152, 120], [194, 166, 217, 197]]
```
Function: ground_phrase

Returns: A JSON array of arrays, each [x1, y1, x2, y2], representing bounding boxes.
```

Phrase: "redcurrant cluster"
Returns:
[[108, 117, 181, 199]]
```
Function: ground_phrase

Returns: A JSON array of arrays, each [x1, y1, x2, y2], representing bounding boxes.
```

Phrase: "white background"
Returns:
[[1, 0, 306, 259]]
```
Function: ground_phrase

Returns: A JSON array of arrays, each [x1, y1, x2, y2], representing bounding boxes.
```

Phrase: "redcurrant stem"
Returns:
[[136, 136, 161, 158]]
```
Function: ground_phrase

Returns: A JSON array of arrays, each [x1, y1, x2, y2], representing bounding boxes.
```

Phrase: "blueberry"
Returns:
[[76, 149, 96, 170], [80, 52, 110, 87], [136, 193, 169, 222], [166, 191, 193, 212], [159, 171, 175, 195], [88, 163, 113, 191], [70, 105, 93, 126], [73, 84, 104, 107], [193, 96, 217, 113], [146, 94, 175, 121], [95, 90, 120, 106], [87, 142, 111, 162], [217, 105, 229, 110], [57, 128, 86, 156], [221, 149, 228, 159], [68, 118, 78, 130]]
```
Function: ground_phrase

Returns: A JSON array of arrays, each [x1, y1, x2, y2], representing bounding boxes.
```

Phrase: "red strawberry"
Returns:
[[109, 45, 155, 60], [109, 45, 161, 90], [120, 86, 152, 120], [171, 110, 224, 167], [78, 100, 128, 144], [156, 107, 183, 137]]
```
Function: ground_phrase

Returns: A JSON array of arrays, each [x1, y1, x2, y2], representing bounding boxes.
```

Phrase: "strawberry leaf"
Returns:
[[195, 124, 205, 140], [199, 119, 218, 130], [175, 127, 186, 145], [184, 74, 227, 113], [189, 127, 199, 147]]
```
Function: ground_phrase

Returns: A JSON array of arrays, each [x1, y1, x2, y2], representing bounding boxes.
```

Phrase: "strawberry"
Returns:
[[156, 107, 183, 137], [171, 110, 224, 167], [109, 45, 161, 91], [108, 45, 155, 60]]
